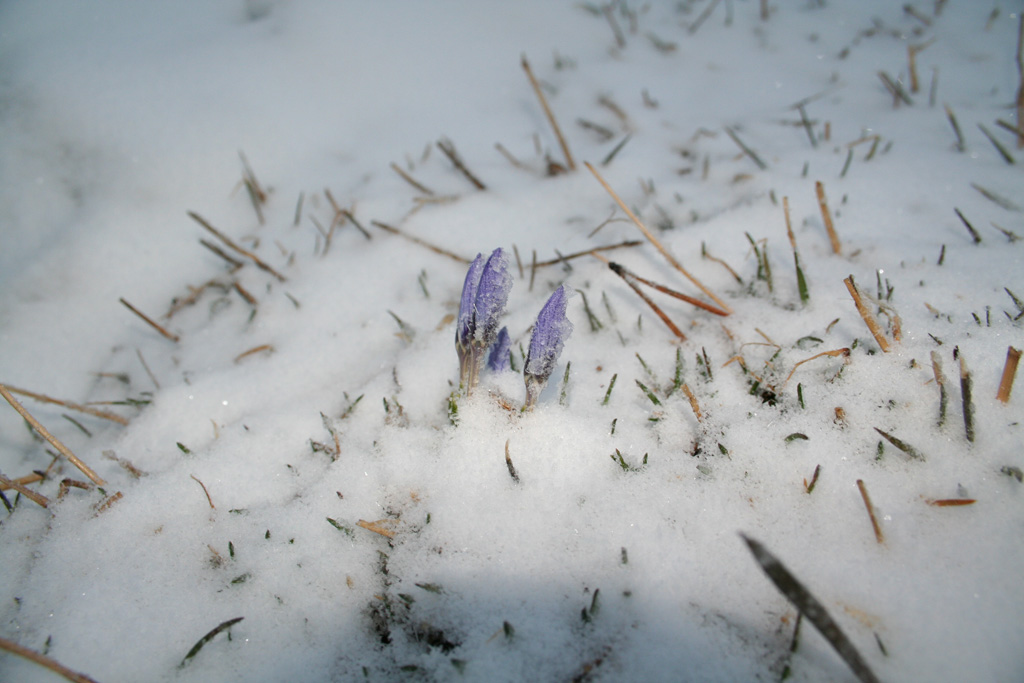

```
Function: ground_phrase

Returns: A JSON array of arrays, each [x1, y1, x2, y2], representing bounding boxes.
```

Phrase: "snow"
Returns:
[[1, 1, 1022, 681]]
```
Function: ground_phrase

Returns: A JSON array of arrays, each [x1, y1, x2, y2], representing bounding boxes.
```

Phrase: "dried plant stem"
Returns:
[[944, 105, 965, 152], [521, 55, 575, 171], [599, 258, 729, 316], [586, 162, 731, 313], [856, 479, 885, 544], [0, 473, 50, 508], [190, 475, 215, 509], [357, 519, 396, 539], [844, 276, 890, 352], [931, 350, 948, 426], [0, 384, 105, 486], [1, 384, 128, 426], [390, 162, 435, 196], [997, 346, 1021, 403], [436, 137, 487, 189], [371, 221, 470, 264], [1016, 12, 1024, 148], [533, 240, 642, 268], [0, 636, 101, 683], [741, 535, 882, 683], [604, 261, 686, 340], [723, 126, 767, 170], [120, 298, 180, 343], [815, 181, 841, 254], [234, 344, 274, 363], [783, 349, 850, 387], [783, 197, 810, 304], [504, 439, 520, 484], [188, 212, 287, 282], [959, 355, 975, 443], [681, 384, 703, 422]]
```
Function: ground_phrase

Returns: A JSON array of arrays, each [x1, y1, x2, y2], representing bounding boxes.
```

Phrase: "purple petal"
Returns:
[[525, 285, 573, 382], [487, 327, 511, 372], [456, 253, 485, 350], [473, 248, 512, 348]]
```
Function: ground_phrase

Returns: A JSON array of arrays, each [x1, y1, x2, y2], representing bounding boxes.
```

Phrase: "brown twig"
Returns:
[[604, 261, 686, 340], [783, 349, 851, 387], [190, 475, 215, 509], [188, 212, 287, 282], [815, 181, 841, 254], [390, 162, 435, 196], [681, 384, 703, 421], [533, 240, 642, 268], [521, 55, 575, 171], [844, 276, 890, 352], [856, 479, 885, 544], [120, 298, 180, 343], [0, 384, 105, 485], [1, 384, 129, 426], [997, 346, 1021, 403], [504, 439, 520, 484], [585, 162, 732, 313], [370, 221, 470, 264], [959, 354, 975, 443], [0, 636, 101, 683], [926, 498, 976, 507], [0, 473, 50, 508], [357, 519, 396, 539], [1016, 12, 1024, 148], [723, 126, 767, 170], [437, 137, 487, 190], [199, 239, 245, 269], [603, 259, 729, 317], [234, 344, 274, 363]]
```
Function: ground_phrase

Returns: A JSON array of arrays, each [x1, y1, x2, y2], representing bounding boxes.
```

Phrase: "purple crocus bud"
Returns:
[[524, 285, 573, 410], [455, 248, 512, 392], [487, 326, 511, 372]]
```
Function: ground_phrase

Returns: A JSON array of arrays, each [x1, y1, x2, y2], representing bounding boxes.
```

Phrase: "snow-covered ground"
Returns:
[[1, 2, 1022, 681]]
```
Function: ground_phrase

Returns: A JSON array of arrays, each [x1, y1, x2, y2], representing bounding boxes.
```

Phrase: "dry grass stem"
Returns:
[[190, 475, 215, 509], [1, 384, 129, 426], [239, 151, 266, 225], [878, 71, 913, 106], [586, 162, 732, 314], [856, 479, 885, 544], [907, 40, 934, 93], [199, 239, 245, 269], [1016, 13, 1024, 147], [603, 259, 729, 317], [815, 181, 841, 254], [959, 354, 975, 443], [977, 123, 1015, 164], [701, 243, 743, 284], [494, 142, 529, 171], [521, 55, 575, 171], [604, 260, 687, 340], [188, 212, 288, 282], [371, 221, 470, 264], [0, 636, 101, 683], [844, 276, 890, 352], [533, 240, 641, 268], [504, 439, 520, 484], [783, 348, 851, 387], [681, 384, 703, 421], [997, 346, 1021, 403], [723, 126, 767, 170], [357, 519, 397, 539], [926, 498, 976, 507], [688, 0, 723, 35], [931, 350, 949, 426], [234, 344, 274, 363], [437, 137, 487, 189], [389, 162, 435, 195], [95, 490, 123, 515], [120, 298, 180, 343], [0, 473, 50, 508], [0, 384, 105, 486]]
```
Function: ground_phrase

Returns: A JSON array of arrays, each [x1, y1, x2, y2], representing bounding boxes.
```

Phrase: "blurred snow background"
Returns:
[[1, 1, 1022, 681]]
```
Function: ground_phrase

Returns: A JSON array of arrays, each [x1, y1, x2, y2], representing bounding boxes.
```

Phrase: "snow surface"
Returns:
[[1, 1, 1023, 681]]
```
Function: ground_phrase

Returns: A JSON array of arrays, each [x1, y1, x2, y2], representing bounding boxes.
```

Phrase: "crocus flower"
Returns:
[[456, 248, 512, 392], [524, 285, 573, 410], [487, 327, 511, 373]]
